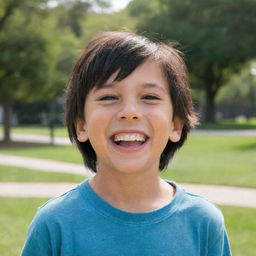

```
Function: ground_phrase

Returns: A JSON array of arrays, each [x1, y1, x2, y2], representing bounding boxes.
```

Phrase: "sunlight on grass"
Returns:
[[0, 165, 86, 182], [0, 143, 82, 163], [161, 135, 256, 187], [220, 206, 256, 256]]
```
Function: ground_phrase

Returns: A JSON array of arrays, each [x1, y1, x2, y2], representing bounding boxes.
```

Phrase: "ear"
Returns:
[[75, 118, 88, 142], [169, 117, 183, 143]]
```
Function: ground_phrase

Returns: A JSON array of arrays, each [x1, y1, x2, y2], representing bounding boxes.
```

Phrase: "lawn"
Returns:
[[0, 197, 47, 256], [221, 206, 256, 256], [161, 135, 256, 188], [0, 165, 86, 182], [0, 125, 68, 137], [0, 142, 82, 163], [198, 118, 256, 130], [0, 197, 255, 256], [1, 135, 255, 188]]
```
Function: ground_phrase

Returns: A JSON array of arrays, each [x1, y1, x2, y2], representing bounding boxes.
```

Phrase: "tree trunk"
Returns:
[[203, 63, 218, 123], [49, 100, 55, 145], [205, 91, 216, 123], [2, 101, 12, 143]]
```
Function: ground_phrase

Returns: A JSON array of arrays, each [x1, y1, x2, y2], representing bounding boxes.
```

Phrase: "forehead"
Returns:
[[92, 59, 169, 93]]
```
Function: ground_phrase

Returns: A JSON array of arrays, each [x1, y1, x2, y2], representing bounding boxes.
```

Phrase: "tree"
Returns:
[[0, 0, 52, 142], [217, 61, 256, 118], [0, 0, 113, 142], [130, 0, 256, 122], [80, 8, 137, 43]]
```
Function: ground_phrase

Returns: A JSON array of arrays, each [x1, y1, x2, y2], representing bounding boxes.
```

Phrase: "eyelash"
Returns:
[[98, 95, 161, 101], [98, 95, 118, 101], [142, 95, 161, 100]]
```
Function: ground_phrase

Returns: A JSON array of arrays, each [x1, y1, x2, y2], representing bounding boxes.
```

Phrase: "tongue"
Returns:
[[119, 141, 142, 147]]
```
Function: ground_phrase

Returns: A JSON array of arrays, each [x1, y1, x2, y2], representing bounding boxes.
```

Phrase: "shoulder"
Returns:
[[32, 179, 90, 226], [173, 183, 232, 255], [173, 182, 225, 228], [22, 180, 92, 255]]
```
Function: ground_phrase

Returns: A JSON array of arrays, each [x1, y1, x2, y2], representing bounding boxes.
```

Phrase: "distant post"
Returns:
[[49, 100, 55, 145], [250, 67, 256, 118]]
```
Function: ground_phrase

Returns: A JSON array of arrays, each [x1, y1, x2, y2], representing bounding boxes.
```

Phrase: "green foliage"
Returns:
[[0, 0, 115, 103], [53, 0, 90, 37], [128, 0, 160, 17], [81, 9, 137, 43], [0, 5, 50, 102], [217, 61, 256, 112]]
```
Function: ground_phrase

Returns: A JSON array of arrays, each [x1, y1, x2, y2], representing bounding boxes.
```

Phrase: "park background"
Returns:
[[0, 0, 256, 255]]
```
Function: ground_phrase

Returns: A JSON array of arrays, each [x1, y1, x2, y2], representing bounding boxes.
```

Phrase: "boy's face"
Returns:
[[76, 59, 183, 175]]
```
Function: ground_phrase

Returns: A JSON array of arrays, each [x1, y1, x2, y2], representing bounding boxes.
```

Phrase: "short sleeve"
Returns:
[[21, 214, 52, 256], [207, 226, 232, 256]]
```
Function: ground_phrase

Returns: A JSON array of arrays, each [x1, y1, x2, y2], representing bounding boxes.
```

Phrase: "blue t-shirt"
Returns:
[[21, 179, 232, 256]]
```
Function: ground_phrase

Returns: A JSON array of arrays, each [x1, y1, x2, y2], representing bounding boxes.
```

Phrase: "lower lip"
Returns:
[[110, 139, 149, 153]]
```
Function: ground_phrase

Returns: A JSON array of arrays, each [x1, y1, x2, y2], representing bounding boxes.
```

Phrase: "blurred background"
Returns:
[[0, 0, 255, 255]]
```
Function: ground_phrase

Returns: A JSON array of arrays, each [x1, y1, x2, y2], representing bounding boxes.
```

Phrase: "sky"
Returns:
[[48, 0, 132, 12], [109, 0, 132, 12]]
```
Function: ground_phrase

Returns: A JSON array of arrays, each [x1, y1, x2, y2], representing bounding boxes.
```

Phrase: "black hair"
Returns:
[[65, 32, 198, 173]]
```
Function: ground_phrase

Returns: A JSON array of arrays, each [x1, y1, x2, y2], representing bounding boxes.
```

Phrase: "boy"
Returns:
[[21, 32, 231, 255]]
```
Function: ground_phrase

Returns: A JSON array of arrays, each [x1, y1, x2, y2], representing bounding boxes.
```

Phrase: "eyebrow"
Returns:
[[142, 83, 167, 93], [93, 82, 167, 93]]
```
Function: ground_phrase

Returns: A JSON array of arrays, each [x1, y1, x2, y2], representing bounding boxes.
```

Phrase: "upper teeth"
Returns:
[[114, 133, 146, 142]]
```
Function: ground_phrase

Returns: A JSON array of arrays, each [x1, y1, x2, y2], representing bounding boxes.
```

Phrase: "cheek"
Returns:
[[85, 109, 112, 142], [147, 108, 173, 142], [147, 107, 173, 126]]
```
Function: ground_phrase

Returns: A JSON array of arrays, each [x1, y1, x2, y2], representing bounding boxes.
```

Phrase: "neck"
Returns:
[[89, 168, 175, 213]]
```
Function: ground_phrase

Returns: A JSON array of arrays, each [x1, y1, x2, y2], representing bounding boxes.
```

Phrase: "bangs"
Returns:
[[84, 33, 159, 90]]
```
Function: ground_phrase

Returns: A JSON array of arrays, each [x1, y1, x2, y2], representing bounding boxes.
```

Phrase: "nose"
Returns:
[[116, 101, 142, 121]]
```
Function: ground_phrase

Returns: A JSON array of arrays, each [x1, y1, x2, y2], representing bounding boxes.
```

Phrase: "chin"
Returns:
[[111, 161, 154, 175]]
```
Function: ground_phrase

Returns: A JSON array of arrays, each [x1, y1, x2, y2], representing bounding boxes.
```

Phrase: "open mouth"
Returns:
[[110, 133, 149, 147]]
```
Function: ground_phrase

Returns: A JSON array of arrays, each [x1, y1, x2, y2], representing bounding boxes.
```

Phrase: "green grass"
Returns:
[[0, 142, 82, 163], [160, 135, 256, 188], [198, 118, 256, 130], [0, 165, 86, 182], [0, 135, 255, 187], [0, 197, 47, 256], [0, 125, 68, 137], [221, 206, 256, 256], [0, 197, 255, 256]]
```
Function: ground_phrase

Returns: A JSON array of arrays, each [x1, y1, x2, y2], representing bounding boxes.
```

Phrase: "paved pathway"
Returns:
[[0, 154, 91, 176], [0, 154, 256, 208], [0, 134, 71, 145], [192, 129, 256, 136], [0, 181, 255, 208]]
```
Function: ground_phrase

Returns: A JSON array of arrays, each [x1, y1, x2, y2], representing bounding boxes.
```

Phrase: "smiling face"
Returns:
[[76, 59, 183, 175]]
